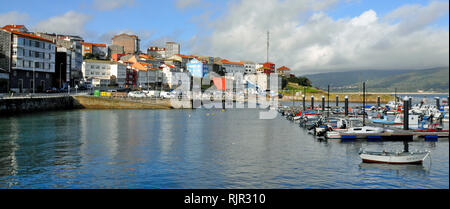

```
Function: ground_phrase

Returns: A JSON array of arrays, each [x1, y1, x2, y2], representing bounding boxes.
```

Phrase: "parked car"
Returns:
[[160, 91, 176, 99], [143, 90, 160, 98], [128, 91, 147, 98]]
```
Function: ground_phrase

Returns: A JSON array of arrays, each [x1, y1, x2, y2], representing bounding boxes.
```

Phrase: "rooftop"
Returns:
[[84, 59, 124, 65], [221, 59, 244, 65], [2, 28, 53, 43], [81, 42, 107, 47]]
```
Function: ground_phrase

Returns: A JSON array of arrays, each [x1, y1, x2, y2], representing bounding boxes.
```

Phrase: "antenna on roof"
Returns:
[[266, 30, 270, 63]]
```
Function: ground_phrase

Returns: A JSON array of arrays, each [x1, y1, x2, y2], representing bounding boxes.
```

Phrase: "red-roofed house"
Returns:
[[221, 59, 245, 74], [1, 25, 28, 33], [131, 62, 162, 89], [263, 62, 275, 75], [111, 53, 126, 62], [277, 66, 291, 77], [81, 42, 107, 59]]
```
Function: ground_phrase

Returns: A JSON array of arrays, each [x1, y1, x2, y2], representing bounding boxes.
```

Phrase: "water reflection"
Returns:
[[0, 117, 19, 188], [358, 163, 429, 179], [0, 109, 448, 189]]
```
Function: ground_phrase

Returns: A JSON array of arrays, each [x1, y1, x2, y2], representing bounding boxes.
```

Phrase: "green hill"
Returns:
[[304, 67, 449, 92]]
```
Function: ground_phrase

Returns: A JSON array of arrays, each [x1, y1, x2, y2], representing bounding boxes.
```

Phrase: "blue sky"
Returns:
[[1, 0, 448, 72]]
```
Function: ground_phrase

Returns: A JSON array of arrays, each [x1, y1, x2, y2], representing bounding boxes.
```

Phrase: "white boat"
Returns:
[[345, 126, 384, 134], [359, 150, 430, 164]]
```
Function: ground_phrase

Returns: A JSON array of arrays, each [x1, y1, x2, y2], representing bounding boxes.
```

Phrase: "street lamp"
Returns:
[[33, 63, 35, 94], [146, 66, 149, 92], [60, 63, 63, 89]]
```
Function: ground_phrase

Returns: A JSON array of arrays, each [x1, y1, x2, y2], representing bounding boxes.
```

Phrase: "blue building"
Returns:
[[187, 58, 209, 78]]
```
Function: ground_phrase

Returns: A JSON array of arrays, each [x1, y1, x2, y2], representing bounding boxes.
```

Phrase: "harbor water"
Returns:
[[0, 105, 448, 189]]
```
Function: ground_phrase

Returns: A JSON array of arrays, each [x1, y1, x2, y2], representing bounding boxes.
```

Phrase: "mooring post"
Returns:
[[345, 96, 348, 116], [377, 96, 381, 108], [435, 97, 440, 110], [409, 97, 412, 110], [336, 96, 339, 107], [322, 95, 325, 112], [403, 97, 409, 130], [302, 94, 306, 110], [311, 96, 314, 110]]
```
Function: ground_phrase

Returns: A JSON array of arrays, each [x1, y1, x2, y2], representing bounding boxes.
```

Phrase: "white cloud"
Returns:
[[33, 11, 91, 36], [384, 1, 449, 34], [92, 0, 135, 11], [187, 0, 449, 74], [0, 11, 29, 27]]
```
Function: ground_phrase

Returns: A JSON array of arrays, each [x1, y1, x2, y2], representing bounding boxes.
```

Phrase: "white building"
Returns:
[[244, 62, 256, 74], [147, 46, 166, 58], [2, 25, 56, 93], [165, 42, 180, 59], [82, 60, 126, 87]]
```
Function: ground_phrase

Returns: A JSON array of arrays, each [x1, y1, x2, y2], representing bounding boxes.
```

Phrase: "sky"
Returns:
[[0, 0, 448, 74]]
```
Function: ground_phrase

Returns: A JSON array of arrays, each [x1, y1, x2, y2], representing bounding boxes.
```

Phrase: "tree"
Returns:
[[286, 76, 312, 87], [83, 53, 101, 60]]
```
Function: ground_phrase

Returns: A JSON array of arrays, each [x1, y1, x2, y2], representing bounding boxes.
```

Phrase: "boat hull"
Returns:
[[359, 152, 429, 164]]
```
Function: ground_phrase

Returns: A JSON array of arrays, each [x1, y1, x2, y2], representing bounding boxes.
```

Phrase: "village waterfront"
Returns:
[[0, 94, 448, 189]]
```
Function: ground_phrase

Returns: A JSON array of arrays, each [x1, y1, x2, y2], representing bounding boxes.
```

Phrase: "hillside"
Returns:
[[304, 67, 449, 92]]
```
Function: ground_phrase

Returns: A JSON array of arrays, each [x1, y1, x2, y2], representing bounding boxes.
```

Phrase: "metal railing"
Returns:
[[0, 90, 90, 100]]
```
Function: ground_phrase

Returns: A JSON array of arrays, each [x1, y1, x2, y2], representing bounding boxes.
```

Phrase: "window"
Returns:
[[91, 65, 94, 69], [35, 62, 39, 68], [26, 72, 29, 77]]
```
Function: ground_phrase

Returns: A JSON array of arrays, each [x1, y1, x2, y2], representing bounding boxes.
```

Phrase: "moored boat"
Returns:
[[359, 150, 430, 164]]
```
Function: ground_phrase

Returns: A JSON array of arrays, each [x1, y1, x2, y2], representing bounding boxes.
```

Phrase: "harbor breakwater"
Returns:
[[72, 96, 176, 110], [0, 96, 81, 116], [0, 96, 180, 116]]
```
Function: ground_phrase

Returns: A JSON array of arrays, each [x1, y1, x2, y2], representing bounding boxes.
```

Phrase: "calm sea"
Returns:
[[0, 99, 448, 188]]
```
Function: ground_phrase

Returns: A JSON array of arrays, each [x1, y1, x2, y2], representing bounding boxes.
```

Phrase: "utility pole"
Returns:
[[363, 82, 366, 126], [327, 85, 330, 117]]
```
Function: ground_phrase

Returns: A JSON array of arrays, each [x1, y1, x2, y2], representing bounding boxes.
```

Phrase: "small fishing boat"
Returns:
[[359, 141, 430, 164], [359, 150, 430, 164]]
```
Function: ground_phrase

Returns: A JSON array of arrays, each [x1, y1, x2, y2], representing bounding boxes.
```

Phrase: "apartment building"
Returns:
[[82, 60, 127, 87], [112, 33, 140, 54], [2, 25, 56, 93]]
